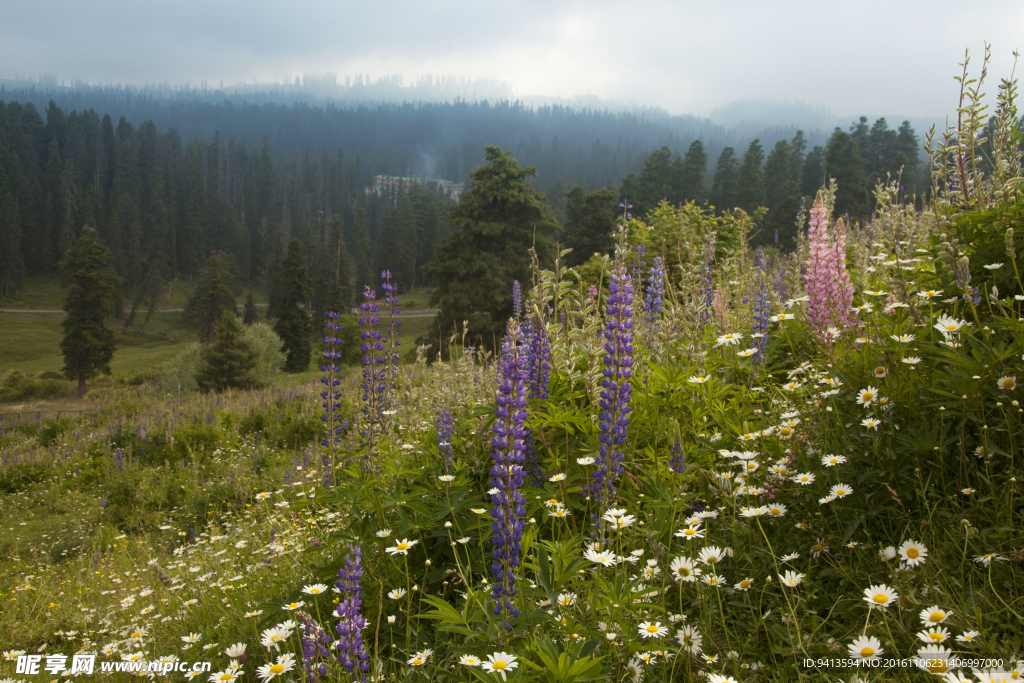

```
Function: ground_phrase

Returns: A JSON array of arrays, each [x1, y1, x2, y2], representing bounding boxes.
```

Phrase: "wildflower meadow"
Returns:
[[1, 55, 1023, 683]]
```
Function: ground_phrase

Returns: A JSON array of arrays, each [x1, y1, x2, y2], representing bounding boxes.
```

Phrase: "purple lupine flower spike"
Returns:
[[644, 256, 665, 324], [358, 286, 386, 464], [298, 612, 332, 682], [320, 311, 345, 476], [751, 249, 771, 365], [521, 316, 551, 486], [669, 437, 686, 474], [512, 280, 522, 320], [335, 545, 369, 679], [591, 264, 634, 532], [490, 319, 529, 630], [436, 408, 455, 473], [380, 270, 401, 414]]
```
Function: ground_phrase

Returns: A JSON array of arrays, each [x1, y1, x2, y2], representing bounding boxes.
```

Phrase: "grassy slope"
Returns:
[[1, 278, 437, 399]]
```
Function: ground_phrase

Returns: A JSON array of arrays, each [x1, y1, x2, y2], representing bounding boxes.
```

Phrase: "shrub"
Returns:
[[0, 370, 71, 404], [159, 323, 287, 391]]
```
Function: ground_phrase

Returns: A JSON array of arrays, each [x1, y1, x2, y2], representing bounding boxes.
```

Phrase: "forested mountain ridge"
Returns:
[[0, 90, 941, 310]]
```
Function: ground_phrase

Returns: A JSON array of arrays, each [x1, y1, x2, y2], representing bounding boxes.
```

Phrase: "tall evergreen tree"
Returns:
[[273, 238, 312, 372], [328, 213, 352, 307], [762, 140, 802, 249], [711, 147, 739, 212], [736, 139, 766, 215], [562, 186, 617, 267], [0, 193, 24, 297], [423, 146, 559, 352], [676, 140, 708, 203], [60, 226, 121, 397], [801, 146, 826, 197], [352, 208, 373, 292], [894, 121, 921, 189], [825, 129, 870, 218], [190, 252, 239, 343], [196, 311, 258, 391], [637, 146, 675, 216], [243, 292, 258, 324]]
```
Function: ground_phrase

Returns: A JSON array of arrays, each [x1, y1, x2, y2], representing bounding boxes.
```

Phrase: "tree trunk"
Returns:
[[77, 375, 87, 398]]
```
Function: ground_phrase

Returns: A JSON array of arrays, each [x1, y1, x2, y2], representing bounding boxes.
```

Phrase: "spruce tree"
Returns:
[[60, 226, 121, 398], [677, 140, 708, 203], [736, 139, 766, 215], [637, 146, 675, 216], [711, 147, 739, 212], [243, 293, 258, 324], [422, 146, 559, 353], [801, 146, 827, 197], [563, 186, 617, 267], [273, 239, 312, 372], [189, 253, 239, 343], [352, 208, 373, 293], [196, 311, 258, 391], [825, 129, 870, 218]]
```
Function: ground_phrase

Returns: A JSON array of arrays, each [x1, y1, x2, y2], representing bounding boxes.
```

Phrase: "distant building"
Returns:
[[367, 175, 465, 202], [425, 179, 466, 201]]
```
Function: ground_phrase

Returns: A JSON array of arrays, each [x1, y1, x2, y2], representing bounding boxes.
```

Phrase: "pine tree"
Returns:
[[637, 146, 675, 216], [736, 139, 766, 215], [762, 140, 802, 249], [243, 292, 258, 324], [273, 239, 312, 372], [196, 311, 258, 391], [825, 129, 870, 218], [190, 253, 239, 343], [562, 186, 616, 267], [677, 140, 708, 203], [0, 192, 24, 297], [328, 214, 352, 307], [60, 226, 121, 398], [422, 146, 559, 353], [352, 208, 373, 292], [711, 147, 739, 212], [801, 146, 826, 197]]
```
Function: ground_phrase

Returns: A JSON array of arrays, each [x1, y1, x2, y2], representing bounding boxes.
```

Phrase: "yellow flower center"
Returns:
[[771, 508, 782, 515], [647, 625, 659, 632], [863, 392, 874, 401], [929, 633, 942, 642], [860, 647, 875, 657], [837, 489, 846, 496], [679, 568, 690, 576], [906, 548, 919, 559], [740, 580, 750, 588], [813, 544, 823, 552], [493, 661, 507, 670], [413, 659, 423, 665], [927, 661, 948, 673], [930, 612, 944, 622], [780, 428, 792, 436], [873, 594, 888, 604], [269, 664, 284, 674], [218, 675, 233, 681], [397, 543, 409, 550], [946, 325, 957, 330]]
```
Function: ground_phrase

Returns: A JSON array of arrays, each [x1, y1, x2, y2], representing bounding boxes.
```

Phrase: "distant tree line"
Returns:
[[608, 117, 926, 250], [0, 99, 454, 303]]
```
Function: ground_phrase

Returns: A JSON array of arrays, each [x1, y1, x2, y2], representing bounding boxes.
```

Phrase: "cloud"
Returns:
[[1, 0, 1020, 117]]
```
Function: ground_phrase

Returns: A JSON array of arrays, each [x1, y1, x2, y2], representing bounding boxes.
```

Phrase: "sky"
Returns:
[[1, 0, 1021, 119]]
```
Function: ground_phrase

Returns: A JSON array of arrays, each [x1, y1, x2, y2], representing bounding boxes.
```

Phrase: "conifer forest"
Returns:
[[0, 15, 1023, 683]]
